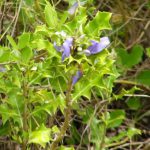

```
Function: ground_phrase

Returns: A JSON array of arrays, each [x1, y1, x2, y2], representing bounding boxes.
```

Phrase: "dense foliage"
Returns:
[[0, 0, 149, 150]]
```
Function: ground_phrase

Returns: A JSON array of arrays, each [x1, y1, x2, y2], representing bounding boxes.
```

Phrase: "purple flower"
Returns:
[[85, 37, 110, 55], [68, 2, 78, 15], [0, 67, 6, 73], [68, 2, 85, 15], [72, 71, 83, 85], [54, 37, 73, 61]]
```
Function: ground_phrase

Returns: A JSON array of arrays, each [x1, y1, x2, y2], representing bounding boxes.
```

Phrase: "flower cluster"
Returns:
[[54, 36, 110, 85]]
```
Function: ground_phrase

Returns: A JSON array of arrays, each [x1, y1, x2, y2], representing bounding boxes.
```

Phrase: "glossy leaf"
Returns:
[[146, 47, 150, 57], [21, 46, 33, 63], [44, 3, 58, 28], [0, 46, 10, 62], [0, 104, 20, 124], [18, 33, 30, 49], [28, 125, 51, 148], [85, 12, 112, 35], [7, 35, 18, 49]]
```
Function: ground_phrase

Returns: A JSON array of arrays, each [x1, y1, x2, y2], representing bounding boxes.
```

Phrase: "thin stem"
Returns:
[[106, 137, 129, 148], [50, 79, 72, 150], [22, 70, 29, 150], [115, 79, 150, 93], [11, 0, 23, 37], [99, 105, 107, 150]]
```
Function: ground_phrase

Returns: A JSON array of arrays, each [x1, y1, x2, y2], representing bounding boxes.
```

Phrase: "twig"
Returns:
[[50, 79, 72, 150], [110, 139, 150, 150], [115, 79, 150, 93], [106, 137, 129, 148], [124, 94, 150, 98], [127, 19, 150, 49], [0, 62, 16, 65], [109, 2, 147, 36], [11, 0, 23, 37]]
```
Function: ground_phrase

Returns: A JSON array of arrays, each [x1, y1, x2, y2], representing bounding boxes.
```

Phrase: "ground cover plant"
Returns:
[[0, 0, 150, 150]]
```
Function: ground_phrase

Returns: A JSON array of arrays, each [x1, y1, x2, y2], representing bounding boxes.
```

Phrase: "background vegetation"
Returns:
[[0, 0, 150, 150]]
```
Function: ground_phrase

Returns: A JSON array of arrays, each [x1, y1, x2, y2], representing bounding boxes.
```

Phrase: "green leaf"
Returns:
[[18, 33, 30, 49], [29, 125, 51, 148], [107, 110, 125, 128], [65, 7, 87, 33], [0, 104, 20, 124], [117, 45, 143, 68], [32, 39, 58, 57], [72, 68, 107, 101], [32, 103, 57, 116], [126, 98, 141, 110], [90, 117, 104, 149], [21, 46, 33, 63], [107, 130, 127, 144], [0, 47, 10, 63], [7, 91, 24, 127], [35, 25, 50, 36], [7, 35, 18, 49], [127, 127, 141, 138], [113, 86, 140, 100], [136, 70, 150, 86], [56, 94, 66, 113], [44, 3, 58, 28], [25, 0, 34, 5], [146, 47, 150, 57], [85, 12, 112, 35], [59, 146, 74, 150], [51, 125, 60, 133], [0, 122, 10, 136], [73, 79, 91, 100], [11, 49, 21, 61]]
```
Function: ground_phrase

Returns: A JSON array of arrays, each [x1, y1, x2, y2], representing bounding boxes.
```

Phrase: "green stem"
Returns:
[[99, 105, 107, 150], [50, 79, 72, 150], [22, 73, 29, 150]]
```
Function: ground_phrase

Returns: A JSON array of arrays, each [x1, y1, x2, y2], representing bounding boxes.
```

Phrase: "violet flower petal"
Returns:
[[54, 37, 73, 61], [72, 71, 82, 85], [0, 67, 6, 72], [88, 37, 110, 54], [68, 2, 78, 15], [68, 2, 85, 15], [62, 37, 73, 61]]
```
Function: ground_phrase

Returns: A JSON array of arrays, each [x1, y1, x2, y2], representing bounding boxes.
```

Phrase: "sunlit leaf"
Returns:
[[28, 125, 51, 148], [85, 12, 112, 35], [44, 3, 58, 28], [7, 35, 18, 49], [127, 127, 141, 138], [18, 33, 30, 49], [21, 46, 33, 64]]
